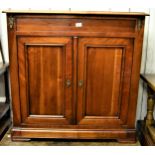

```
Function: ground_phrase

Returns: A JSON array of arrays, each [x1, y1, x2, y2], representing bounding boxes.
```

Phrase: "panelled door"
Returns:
[[77, 38, 134, 128], [17, 37, 73, 125]]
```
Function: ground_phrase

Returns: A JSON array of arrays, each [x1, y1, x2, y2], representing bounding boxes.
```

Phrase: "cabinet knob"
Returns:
[[78, 80, 83, 87], [65, 79, 71, 87]]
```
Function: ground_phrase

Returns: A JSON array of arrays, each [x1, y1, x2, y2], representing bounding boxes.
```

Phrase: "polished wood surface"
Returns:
[[77, 38, 133, 127], [3, 10, 149, 16], [16, 16, 136, 34], [7, 12, 146, 142], [17, 37, 73, 125]]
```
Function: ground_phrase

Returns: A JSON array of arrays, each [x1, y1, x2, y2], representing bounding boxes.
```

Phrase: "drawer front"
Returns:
[[16, 15, 137, 34]]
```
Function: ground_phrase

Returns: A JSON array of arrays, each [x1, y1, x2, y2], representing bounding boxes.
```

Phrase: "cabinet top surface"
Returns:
[[3, 10, 149, 16]]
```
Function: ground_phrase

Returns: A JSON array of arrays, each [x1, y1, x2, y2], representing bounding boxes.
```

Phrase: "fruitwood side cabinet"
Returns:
[[5, 11, 148, 142]]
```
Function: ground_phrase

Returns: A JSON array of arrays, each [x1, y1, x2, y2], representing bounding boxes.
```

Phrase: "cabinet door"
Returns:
[[77, 38, 134, 128], [17, 37, 73, 125]]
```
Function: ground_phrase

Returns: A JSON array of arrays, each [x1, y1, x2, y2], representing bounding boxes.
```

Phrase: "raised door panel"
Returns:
[[17, 37, 73, 125], [77, 38, 134, 128]]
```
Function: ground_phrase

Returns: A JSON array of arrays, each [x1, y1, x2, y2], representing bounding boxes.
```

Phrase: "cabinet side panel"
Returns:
[[7, 16, 21, 125]]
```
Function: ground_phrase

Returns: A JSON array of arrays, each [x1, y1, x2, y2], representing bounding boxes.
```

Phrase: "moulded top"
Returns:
[[2, 10, 149, 16]]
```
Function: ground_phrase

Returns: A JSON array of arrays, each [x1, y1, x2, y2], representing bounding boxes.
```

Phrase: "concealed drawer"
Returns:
[[16, 16, 137, 34]]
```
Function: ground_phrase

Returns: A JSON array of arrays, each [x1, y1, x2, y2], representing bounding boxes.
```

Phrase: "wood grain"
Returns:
[[16, 17, 136, 34], [77, 38, 133, 127], [17, 37, 73, 125]]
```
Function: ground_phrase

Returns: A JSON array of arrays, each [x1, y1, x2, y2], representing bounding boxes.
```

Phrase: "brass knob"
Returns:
[[66, 79, 71, 87], [78, 80, 83, 87]]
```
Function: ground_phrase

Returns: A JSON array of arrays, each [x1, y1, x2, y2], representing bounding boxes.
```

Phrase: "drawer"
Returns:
[[16, 16, 137, 34]]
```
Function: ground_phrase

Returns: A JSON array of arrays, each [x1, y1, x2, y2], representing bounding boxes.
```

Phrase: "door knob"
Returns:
[[65, 79, 71, 87], [78, 80, 83, 87]]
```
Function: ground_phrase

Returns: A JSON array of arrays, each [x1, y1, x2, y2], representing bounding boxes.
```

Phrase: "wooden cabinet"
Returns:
[[5, 11, 148, 142]]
